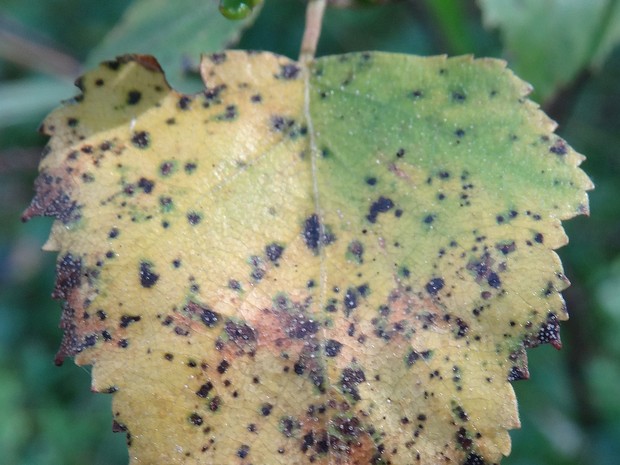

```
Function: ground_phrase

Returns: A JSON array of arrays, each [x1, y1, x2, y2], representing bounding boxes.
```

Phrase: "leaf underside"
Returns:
[[24, 51, 591, 465]]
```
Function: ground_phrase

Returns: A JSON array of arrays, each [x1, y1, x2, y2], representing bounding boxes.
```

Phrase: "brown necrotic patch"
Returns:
[[222, 320, 257, 355], [183, 301, 220, 328], [22, 172, 82, 224], [52, 253, 83, 299]]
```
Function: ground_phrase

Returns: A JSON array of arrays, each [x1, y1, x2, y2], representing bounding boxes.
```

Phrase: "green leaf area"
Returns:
[[24, 51, 591, 465], [479, 0, 620, 100]]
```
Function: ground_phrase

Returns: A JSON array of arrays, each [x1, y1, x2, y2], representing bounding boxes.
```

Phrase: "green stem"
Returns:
[[300, 0, 327, 63]]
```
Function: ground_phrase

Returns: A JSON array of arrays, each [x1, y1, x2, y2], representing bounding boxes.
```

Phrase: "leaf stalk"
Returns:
[[300, 0, 327, 63]]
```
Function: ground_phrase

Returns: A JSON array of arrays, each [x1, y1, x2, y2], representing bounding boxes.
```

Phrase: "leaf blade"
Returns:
[[26, 51, 591, 465]]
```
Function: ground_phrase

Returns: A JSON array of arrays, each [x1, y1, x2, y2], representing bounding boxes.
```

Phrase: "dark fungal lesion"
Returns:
[[466, 252, 503, 289], [119, 315, 141, 328], [425, 277, 444, 295], [195, 381, 213, 398], [186, 211, 202, 225], [183, 301, 219, 328], [343, 287, 359, 316], [22, 171, 82, 225], [265, 242, 285, 262], [406, 349, 432, 366], [451, 89, 467, 102], [223, 320, 257, 354], [507, 365, 529, 382], [215, 104, 238, 121], [533, 312, 562, 349], [248, 255, 266, 281], [366, 196, 394, 223], [463, 452, 488, 465], [188, 412, 203, 426], [138, 261, 159, 288], [302, 214, 335, 253], [324, 339, 343, 357], [346, 240, 364, 264], [340, 366, 366, 401], [126, 90, 142, 105], [209, 52, 227, 64], [137, 177, 154, 194], [131, 130, 150, 148], [52, 253, 83, 299], [177, 95, 192, 110], [549, 138, 568, 155], [275, 63, 301, 80]]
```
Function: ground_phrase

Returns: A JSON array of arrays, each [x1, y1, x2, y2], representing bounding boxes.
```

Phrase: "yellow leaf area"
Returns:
[[24, 51, 591, 465]]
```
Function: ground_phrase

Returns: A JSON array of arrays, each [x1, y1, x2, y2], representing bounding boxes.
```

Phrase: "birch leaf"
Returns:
[[24, 51, 591, 465]]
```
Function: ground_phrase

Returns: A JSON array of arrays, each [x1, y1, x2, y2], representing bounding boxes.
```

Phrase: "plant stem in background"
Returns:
[[0, 15, 80, 79]]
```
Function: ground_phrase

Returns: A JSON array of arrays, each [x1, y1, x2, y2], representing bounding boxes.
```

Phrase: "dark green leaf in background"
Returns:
[[88, 0, 261, 91], [478, 0, 620, 101]]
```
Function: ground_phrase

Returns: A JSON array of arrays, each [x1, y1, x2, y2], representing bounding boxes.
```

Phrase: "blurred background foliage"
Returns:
[[0, 0, 619, 464]]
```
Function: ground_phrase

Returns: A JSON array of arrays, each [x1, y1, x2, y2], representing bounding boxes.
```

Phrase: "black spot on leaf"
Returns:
[[261, 403, 273, 416], [536, 313, 561, 349], [452, 91, 467, 102], [487, 272, 501, 288], [265, 243, 284, 262], [507, 366, 528, 381], [280, 416, 300, 438], [139, 261, 159, 288], [426, 278, 444, 295], [463, 453, 487, 465], [217, 360, 230, 374], [187, 212, 202, 225], [131, 131, 150, 148], [127, 90, 141, 105], [120, 315, 141, 328], [196, 382, 213, 398], [340, 367, 365, 401], [406, 349, 432, 366], [325, 339, 343, 357], [550, 139, 567, 155], [178, 96, 192, 110], [344, 288, 359, 314], [209, 396, 221, 411], [277, 64, 301, 80], [237, 445, 250, 459], [302, 214, 334, 252], [456, 427, 472, 449], [367, 196, 394, 223], [138, 177, 154, 194]]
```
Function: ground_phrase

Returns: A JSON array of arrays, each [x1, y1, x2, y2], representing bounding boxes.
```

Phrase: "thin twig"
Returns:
[[299, 0, 327, 63]]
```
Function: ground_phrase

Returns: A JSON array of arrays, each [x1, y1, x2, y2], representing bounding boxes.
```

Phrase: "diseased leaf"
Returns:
[[24, 51, 591, 464], [479, 0, 620, 101], [88, 0, 260, 90]]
